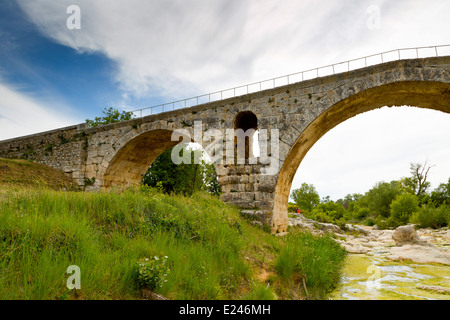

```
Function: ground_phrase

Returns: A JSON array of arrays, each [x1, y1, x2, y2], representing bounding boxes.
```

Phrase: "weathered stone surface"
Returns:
[[387, 244, 450, 265], [0, 57, 449, 233], [240, 210, 272, 226], [392, 225, 427, 246], [289, 213, 343, 234], [417, 285, 450, 294]]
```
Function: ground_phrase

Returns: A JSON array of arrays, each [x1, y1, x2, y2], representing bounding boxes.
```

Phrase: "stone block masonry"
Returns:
[[0, 57, 449, 233]]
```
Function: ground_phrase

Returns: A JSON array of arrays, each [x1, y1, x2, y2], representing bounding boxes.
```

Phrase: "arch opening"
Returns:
[[103, 129, 184, 189], [103, 129, 221, 196], [272, 80, 450, 232], [234, 111, 259, 161]]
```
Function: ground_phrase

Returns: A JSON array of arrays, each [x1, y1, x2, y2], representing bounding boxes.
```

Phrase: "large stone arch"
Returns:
[[98, 121, 204, 189], [102, 129, 179, 188], [271, 80, 450, 232]]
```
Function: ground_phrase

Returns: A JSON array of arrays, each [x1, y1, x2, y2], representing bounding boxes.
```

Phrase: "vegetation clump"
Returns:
[[134, 255, 171, 290], [290, 162, 450, 230], [0, 165, 346, 300], [85, 107, 135, 127]]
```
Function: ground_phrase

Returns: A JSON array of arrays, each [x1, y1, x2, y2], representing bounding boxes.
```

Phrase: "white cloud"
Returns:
[[0, 81, 78, 140], [17, 0, 450, 103]]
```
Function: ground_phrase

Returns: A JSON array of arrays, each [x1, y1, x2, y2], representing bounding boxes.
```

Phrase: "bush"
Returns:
[[288, 202, 299, 213], [375, 216, 389, 230], [411, 205, 449, 229], [350, 205, 370, 220], [134, 255, 171, 290], [363, 217, 376, 226], [307, 201, 346, 227], [387, 193, 419, 228]]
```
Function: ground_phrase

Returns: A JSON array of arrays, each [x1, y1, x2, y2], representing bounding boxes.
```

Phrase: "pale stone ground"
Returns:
[[288, 213, 450, 265]]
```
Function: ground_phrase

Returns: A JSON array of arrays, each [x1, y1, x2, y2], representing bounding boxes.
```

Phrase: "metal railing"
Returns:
[[128, 44, 450, 119]]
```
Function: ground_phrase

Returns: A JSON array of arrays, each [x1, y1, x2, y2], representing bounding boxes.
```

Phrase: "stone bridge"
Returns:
[[1, 56, 449, 232]]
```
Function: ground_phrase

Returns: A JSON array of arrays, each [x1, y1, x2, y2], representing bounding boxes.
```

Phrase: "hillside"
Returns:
[[0, 159, 347, 300], [0, 158, 78, 190]]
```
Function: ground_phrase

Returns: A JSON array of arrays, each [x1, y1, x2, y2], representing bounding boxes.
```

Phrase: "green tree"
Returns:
[[365, 181, 401, 218], [86, 107, 135, 127], [290, 183, 320, 213], [203, 162, 221, 196], [411, 204, 449, 229], [309, 201, 347, 228], [430, 178, 450, 206], [142, 145, 220, 196], [347, 197, 370, 221], [337, 193, 362, 210], [388, 193, 419, 228], [399, 162, 433, 197]]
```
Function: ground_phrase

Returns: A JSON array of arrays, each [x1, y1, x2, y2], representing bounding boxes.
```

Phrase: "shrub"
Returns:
[[134, 255, 170, 290], [288, 202, 299, 213], [375, 216, 389, 230], [363, 217, 376, 226], [307, 201, 346, 227], [351, 205, 370, 220], [411, 205, 449, 229]]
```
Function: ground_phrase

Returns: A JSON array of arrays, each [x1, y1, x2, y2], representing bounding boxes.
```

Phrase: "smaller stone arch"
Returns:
[[233, 111, 258, 161], [234, 111, 258, 132]]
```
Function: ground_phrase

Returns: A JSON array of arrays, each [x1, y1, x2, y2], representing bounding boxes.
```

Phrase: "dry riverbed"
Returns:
[[288, 214, 450, 300]]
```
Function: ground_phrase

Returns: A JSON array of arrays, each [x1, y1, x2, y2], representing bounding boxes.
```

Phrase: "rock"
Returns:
[[392, 225, 427, 246], [345, 224, 371, 236], [340, 242, 369, 254], [288, 214, 342, 234], [377, 230, 395, 244], [251, 220, 264, 228], [288, 215, 323, 234], [387, 244, 450, 265], [313, 221, 342, 234], [240, 210, 270, 225], [417, 285, 450, 294], [141, 289, 168, 300]]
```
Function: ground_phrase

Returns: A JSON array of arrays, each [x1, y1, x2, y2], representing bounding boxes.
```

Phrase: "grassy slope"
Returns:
[[0, 159, 346, 300], [0, 158, 78, 191]]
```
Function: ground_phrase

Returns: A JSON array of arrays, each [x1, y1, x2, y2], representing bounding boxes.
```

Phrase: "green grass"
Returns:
[[275, 232, 347, 299], [0, 158, 78, 191], [0, 183, 347, 300]]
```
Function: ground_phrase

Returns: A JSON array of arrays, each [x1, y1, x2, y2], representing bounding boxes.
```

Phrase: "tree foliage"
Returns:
[[293, 162, 449, 230], [290, 183, 320, 213], [430, 178, 450, 206], [142, 145, 221, 196], [365, 181, 401, 218], [309, 201, 347, 229], [387, 193, 419, 228], [86, 107, 135, 127]]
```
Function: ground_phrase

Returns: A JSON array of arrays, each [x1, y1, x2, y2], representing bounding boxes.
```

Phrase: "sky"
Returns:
[[0, 0, 449, 200]]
